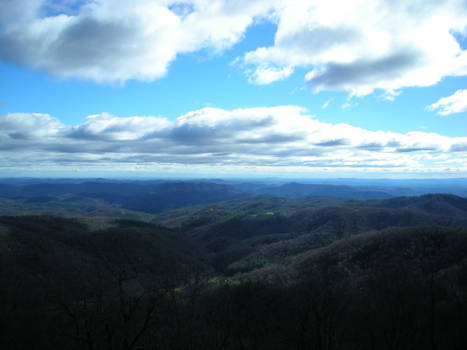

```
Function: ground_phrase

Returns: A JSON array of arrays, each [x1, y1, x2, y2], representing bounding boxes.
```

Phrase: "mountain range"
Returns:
[[1, 179, 466, 349]]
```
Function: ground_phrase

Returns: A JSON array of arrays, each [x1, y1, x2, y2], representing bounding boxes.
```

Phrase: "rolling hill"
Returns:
[[1, 186, 467, 349]]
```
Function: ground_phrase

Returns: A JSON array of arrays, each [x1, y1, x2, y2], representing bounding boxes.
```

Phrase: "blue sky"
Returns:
[[0, 0, 466, 178]]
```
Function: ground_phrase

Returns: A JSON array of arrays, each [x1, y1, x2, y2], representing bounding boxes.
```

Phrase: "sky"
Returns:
[[0, 0, 467, 178]]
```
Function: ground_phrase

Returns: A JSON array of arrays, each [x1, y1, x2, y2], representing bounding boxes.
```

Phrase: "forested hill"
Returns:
[[1, 179, 467, 349], [0, 181, 247, 214], [1, 179, 466, 216], [1, 202, 467, 349], [152, 194, 467, 274], [0, 180, 394, 216], [368, 193, 467, 216], [0, 215, 203, 278], [239, 181, 394, 199]]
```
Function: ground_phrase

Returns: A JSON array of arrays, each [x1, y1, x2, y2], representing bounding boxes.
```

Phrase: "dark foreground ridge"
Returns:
[[0, 180, 466, 349]]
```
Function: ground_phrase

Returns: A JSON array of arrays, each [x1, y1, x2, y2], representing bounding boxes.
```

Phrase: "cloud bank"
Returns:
[[1, 107, 466, 174], [1, 0, 467, 96]]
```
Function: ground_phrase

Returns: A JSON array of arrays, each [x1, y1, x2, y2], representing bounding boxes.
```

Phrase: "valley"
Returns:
[[1, 179, 466, 349]]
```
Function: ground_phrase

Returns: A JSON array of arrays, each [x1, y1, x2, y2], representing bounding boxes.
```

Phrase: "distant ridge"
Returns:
[[249, 182, 394, 199], [0, 181, 247, 214], [370, 193, 467, 216], [1, 180, 466, 216]]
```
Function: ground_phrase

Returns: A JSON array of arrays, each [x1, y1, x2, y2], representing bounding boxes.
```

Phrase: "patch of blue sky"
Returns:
[[40, 0, 90, 17], [315, 79, 466, 137], [168, 2, 195, 18], [451, 30, 467, 50], [0, 19, 279, 123]]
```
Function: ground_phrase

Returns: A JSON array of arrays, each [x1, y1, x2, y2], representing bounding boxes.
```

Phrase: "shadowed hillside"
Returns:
[[1, 184, 467, 349], [153, 194, 467, 273], [0, 181, 247, 215]]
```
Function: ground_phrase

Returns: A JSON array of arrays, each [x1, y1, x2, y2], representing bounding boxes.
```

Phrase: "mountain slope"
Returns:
[[0, 181, 247, 214], [242, 182, 394, 199], [369, 193, 467, 216], [0, 215, 203, 279], [153, 194, 467, 273]]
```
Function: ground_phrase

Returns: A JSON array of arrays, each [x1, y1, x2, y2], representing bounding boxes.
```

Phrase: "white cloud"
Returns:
[[242, 0, 467, 96], [3, 0, 467, 96], [321, 98, 333, 109], [0, 0, 274, 83], [0, 113, 66, 141], [427, 89, 467, 116], [341, 103, 351, 110], [70, 112, 171, 140], [248, 65, 293, 85], [1, 106, 466, 174]]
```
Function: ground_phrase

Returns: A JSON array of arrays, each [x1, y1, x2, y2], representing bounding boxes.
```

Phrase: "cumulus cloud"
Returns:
[[0, 113, 66, 143], [242, 0, 467, 96], [427, 89, 467, 116], [1, 106, 466, 174], [2, 0, 467, 97], [0, 0, 274, 83]]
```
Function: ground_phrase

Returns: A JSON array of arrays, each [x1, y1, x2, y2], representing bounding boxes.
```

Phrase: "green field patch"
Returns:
[[227, 257, 269, 274]]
